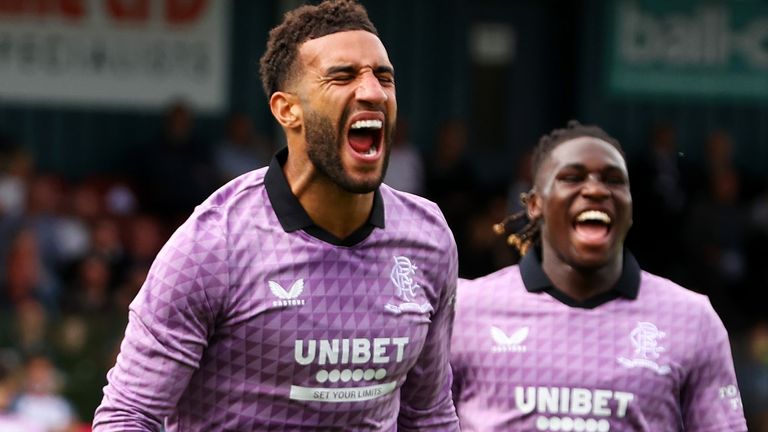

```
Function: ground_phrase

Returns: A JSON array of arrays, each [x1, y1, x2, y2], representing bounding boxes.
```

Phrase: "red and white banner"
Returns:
[[0, 0, 229, 111]]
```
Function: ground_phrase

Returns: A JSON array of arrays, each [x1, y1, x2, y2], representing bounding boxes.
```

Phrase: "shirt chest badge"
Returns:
[[617, 321, 671, 375], [385, 256, 433, 315]]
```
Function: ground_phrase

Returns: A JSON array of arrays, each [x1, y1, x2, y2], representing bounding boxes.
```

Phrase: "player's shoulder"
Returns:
[[199, 166, 269, 210], [379, 185, 457, 256], [165, 168, 269, 243], [460, 265, 522, 290], [639, 270, 715, 313], [379, 184, 449, 228], [456, 265, 524, 305], [189, 167, 270, 223]]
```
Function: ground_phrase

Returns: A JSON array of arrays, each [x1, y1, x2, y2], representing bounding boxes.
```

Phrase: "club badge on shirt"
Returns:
[[385, 256, 433, 315], [617, 321, 671, 375]]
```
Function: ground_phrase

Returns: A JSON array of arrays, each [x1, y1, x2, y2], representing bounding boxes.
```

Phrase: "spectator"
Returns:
[[7, 300, 50, 358], [0, 144, 33, 219], [0, 357, 44, 432], [13, 354, 77, 432], [136, 100, 217, 224], [629, 124, 694, 281], [424, 118, 475, 213], [747, 184, 768, 322], [684, 169, 751, 331], [214, 112, 273, 182], [461, 192, 516, 278], [703, 130, 760, 201], [383, 116, 425, 195], [122, 213, 166, 271], [505, 149, 533, 216], [88, 217, 128, 289], [735, 322, 768, 431], [62, 254, 113, 315], [1, 227, 59, 315], [424, 118, 477, 275]]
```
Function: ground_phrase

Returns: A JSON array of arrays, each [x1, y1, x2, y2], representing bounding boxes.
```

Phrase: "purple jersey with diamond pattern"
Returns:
[[93, 167, 459, 431], [451, 267, 747, 432]]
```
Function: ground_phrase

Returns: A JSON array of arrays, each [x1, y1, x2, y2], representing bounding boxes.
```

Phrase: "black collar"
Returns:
[[519, 245, 640, 309], [264, 147, 385, 246]]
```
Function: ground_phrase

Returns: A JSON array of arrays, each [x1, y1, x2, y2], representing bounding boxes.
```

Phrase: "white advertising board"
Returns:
[[0, 0, 229, 111]]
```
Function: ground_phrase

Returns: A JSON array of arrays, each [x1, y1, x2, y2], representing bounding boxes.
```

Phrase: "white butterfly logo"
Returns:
[[268, 279, 305, 306], [490, 326, 529, 346]]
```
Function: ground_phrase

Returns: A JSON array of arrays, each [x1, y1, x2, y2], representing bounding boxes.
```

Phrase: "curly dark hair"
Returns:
[[259, 0, 378, 98], [495, 120, 625, 255]]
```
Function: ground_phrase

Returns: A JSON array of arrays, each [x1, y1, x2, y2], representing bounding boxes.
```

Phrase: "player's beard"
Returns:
[[305, 107, 392, 194]]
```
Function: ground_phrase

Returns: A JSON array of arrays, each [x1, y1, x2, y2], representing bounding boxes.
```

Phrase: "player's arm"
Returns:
[[397, 231, 460, 431], [449, 278, 472, 411], [92, 209, 228, 431], [680, 298, 748, 432]]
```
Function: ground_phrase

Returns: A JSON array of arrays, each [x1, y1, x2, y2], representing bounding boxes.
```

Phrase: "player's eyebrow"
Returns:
[[560, 162, 624, 171], [324, 65, 356, 75], [324, 65, 395, 76], [373, 65, 395, 76]]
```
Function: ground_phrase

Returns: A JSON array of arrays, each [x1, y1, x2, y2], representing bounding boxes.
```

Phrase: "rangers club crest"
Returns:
[[617, 321, 671, 375], [385, 256, 433, 315]]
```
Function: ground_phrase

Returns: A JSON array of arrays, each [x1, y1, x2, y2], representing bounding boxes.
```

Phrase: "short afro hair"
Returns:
[[259, 0, 378, 98], [531, 120, 624, 183]]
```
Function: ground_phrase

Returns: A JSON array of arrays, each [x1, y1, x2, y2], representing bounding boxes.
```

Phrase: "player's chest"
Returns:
[[472, 308, 687, 380], [222, 244, 439, 353], [464, 308, 690, 419], [244, 242, 434, 308]]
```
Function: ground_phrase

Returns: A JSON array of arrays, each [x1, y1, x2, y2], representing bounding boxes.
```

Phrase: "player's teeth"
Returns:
[[364, 145, 377, 156], [576, 210, 611, 224], [351, 119, 383, 129]]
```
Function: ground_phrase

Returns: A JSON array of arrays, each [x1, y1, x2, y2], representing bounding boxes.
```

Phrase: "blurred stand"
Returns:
[[133, 101, 218, 226], [628, 124, 693, 283], [735, 322, 768, 432], [0, 357, 45, 432], [214, 112, 274, 183], [383, 116, 425, 196], [13, 354, 77, 432]]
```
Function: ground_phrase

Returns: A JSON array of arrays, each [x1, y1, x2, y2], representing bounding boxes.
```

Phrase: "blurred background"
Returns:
[[0, 0, 766, 430]]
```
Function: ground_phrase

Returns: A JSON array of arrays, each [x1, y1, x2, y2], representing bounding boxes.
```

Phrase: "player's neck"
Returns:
[[283, 156, 374, 239], [540, 247, 623, 302], [302, 187, 374, 239]]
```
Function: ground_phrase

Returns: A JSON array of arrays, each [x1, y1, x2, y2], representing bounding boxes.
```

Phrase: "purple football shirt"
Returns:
[[93, 150, 459, 431], [451, 249, 747, 432]]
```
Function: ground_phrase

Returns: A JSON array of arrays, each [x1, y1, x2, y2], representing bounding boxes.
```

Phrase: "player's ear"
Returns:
[[526, 189, 541, 220], [270, 91, 303, 129]]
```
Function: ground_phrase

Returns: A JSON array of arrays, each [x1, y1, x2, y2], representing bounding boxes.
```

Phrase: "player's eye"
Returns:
[[377, 75, 395, 85], [330, 75, 354, 83], [605, 175, 627, 185], [558, 172, 583, 183], [603, 170, 628, 185]]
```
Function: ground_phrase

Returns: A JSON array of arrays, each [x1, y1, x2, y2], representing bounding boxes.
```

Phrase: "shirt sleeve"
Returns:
[[92, 208, 228, 431], [681, 298, 748, 432], [397, 229, 460, 431], [449, 278, 472, 411]]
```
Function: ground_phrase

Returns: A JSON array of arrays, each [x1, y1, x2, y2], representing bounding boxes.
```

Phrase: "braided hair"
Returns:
[[495, 120, 624, 255]]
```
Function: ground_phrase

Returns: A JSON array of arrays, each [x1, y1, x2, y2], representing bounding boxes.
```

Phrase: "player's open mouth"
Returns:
[[573, 210, 612, 244], [347, 117, 384, 160]]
